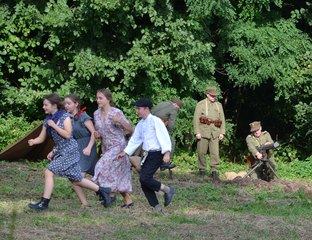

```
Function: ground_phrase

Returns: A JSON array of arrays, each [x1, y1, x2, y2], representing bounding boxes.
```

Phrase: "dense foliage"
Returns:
[[0, 0, 311, 160]]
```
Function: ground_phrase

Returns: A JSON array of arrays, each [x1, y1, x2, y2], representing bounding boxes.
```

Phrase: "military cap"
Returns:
[[171, 97, 183, 108], [249, 121, 261, 132], [134, 98, 153, 109], [206, 87, 219, 96]]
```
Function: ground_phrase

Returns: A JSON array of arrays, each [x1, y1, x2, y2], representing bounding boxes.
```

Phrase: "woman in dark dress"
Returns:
[[64, 94, 98, 206]]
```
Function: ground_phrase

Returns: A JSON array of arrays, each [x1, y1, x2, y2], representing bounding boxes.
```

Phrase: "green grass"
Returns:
[[0, 159, 312, 240]]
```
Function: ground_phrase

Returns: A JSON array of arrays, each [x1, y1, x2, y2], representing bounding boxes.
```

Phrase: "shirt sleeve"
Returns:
[[80, 112, 92, 123], [124, 123, 143, 156]]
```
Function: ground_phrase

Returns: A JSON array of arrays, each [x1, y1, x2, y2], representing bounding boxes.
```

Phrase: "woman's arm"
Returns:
[[111, 113, 133, 133], [83, 119, 96, 156], [28, 125, 47, 146]]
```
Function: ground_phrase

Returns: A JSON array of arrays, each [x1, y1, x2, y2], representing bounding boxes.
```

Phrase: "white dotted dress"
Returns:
[[46, 112, 82, 182]]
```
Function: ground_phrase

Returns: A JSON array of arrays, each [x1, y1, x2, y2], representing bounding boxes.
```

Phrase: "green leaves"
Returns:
[[186, 0, 236, 20], [0, 0, 311, 158], [226, 19, 312, 100], [237, 0, 282, 20]]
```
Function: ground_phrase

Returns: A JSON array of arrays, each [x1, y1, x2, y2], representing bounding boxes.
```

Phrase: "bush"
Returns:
[[0, 112, 40, 152], [277, 159, 312, 179]]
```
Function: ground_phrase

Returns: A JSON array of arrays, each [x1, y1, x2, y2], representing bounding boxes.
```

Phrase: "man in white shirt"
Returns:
[[117, 98, 176, 212]]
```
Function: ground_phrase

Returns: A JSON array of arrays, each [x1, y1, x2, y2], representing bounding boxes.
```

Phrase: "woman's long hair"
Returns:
[[97, 88, 115, 107], [65, 94, 81, 110]]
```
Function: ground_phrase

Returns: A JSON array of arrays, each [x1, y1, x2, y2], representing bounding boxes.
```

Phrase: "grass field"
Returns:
[[1, 160, 312, 240]]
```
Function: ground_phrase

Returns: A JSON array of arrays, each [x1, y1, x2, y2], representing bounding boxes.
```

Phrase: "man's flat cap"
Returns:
[[134, 98, 153, 109]]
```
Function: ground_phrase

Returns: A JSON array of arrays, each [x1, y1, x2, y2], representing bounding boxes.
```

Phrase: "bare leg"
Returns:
[[73, 178, 99, 192], [72, 172, 88, 206], [120, 192, 133, 205], [43, 169, 54, 199]]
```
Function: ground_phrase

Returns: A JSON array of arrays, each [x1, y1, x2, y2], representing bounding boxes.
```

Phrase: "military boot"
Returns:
[[28, 197, 50, 211], [160, 162, 176, 171], [97, 187, 112, 208], [211, 171, 220, 181]]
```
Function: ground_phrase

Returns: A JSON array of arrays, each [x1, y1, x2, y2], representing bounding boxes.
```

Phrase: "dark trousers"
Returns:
[[139, 151, 163, 207]]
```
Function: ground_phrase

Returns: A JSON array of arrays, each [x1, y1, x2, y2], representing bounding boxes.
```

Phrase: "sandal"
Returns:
[[120, 202, 134, 208]]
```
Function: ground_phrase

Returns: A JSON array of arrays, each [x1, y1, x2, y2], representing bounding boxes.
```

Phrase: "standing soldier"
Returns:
[[193, 87, 225, 179], [246, 121, 276, 181], [151, 97, 183, 170]]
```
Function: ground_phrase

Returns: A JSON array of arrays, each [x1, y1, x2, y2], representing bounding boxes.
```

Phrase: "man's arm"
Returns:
[[167, 108, 178, 134], [246, 136, 259, 158], [264, 131, 274, 144]]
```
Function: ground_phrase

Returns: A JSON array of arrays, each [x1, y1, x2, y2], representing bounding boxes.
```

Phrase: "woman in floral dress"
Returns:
[[28, 93, 111, 211], [92, 89, 134, 208]]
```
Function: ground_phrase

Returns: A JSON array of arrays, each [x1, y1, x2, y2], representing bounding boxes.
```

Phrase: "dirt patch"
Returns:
[[224, 177, 312, 198]]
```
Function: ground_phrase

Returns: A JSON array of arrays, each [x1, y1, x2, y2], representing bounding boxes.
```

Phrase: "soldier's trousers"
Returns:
[[197, 137, 220, 172]]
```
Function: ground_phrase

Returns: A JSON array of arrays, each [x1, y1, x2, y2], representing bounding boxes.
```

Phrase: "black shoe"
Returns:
[[28, 197, 50, 211], [120, 202, 134, 208], [164, 187, 176, 207], [98, 187, 112, 207], [211, 171, 219, 181], [97, 187, 111, 201], [160, 162, 176, 171]]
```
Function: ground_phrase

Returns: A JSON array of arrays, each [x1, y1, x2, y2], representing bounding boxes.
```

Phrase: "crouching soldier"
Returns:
[[246, 121, 277, 181]]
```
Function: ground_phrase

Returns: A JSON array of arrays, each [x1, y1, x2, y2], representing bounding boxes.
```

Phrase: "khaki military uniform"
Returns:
[[152, 101, 178, 156], [193, 99, 225, 172], [246, 131, 276, 180]]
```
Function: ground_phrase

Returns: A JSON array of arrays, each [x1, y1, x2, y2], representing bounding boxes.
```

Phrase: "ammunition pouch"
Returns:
[[214, 119, 222, 128], [199, 116, 222, 128]]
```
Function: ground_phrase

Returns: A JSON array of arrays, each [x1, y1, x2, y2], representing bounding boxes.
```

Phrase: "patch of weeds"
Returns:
[[8, 208, 17, 240], [218, 161, 247, 174], [175, 183, 219, 206], [0, 185, 16, 195], [26, 160, 49, 171], [113, 225, 171, 240], [32, 214, 72, 227], [0, 167, 20, 175], [166, 214, 206, 224], [52, 177, 76, 199], [227, 187, 312, 217]]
